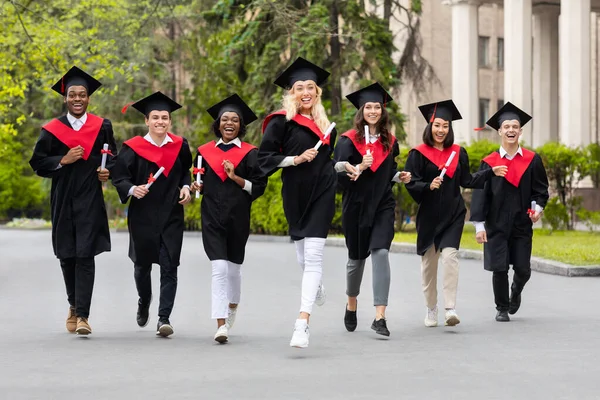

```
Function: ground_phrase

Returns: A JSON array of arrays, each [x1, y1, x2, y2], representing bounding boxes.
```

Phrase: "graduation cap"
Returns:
[[418, 99, 462, 123], [51, 66, 102, 96], [206, 93, 258, 125], [273, 57, 330, 90], [122, 91, 182, 116], [346, 82, 394, 109], [484, 102, 532, 130]]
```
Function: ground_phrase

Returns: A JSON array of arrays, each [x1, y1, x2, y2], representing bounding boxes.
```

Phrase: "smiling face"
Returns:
[[431, 117, 450, 146], [291, 80, 318, 112], [145, 110, 171, 136], [219, 111, 241, 142], [363, 102, 382, 126], [64, 85, 89, 118], [498, 119, 522, 146]]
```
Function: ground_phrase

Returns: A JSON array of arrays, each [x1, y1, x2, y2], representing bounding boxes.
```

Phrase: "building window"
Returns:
[[479, 98, 490, 128], [479, 36, 490, 67], [497, 38, 504, 69]]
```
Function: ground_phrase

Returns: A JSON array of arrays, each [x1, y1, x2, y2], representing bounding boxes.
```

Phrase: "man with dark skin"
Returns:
[[30, 66, 117, 335]]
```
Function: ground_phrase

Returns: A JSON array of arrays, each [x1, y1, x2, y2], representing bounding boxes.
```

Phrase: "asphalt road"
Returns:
[[1, 229, 599, 400]]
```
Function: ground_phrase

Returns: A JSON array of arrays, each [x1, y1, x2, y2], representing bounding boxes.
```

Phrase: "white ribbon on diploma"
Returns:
[[314, 122, 336, 150], [145, 166, 165, 190], [439, 151, 457, 179], [195, 156, 203, 199]]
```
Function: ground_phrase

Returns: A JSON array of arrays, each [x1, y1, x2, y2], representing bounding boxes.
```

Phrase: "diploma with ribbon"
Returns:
[[100, 143, 113, 170], [145, 166, 165, 190], [439, 150, 457, 179], [193, 156, 204, 199], [527, 200, 537, 217], [314, 122, 336, 150]]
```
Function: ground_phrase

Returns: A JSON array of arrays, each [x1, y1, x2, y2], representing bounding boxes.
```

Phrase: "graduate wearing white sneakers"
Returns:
[[258, 58, 337, 348], [191, 94, 266, 343], [333, 83, 411, 337]]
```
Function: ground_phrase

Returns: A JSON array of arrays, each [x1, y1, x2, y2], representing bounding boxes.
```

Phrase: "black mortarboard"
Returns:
[[418, 100, 462, 123], [345, 82, 394, 109], [51, 66, 102, 96], [122, 91, 182, 116], [206, 93, 257, 125], [273, 57, 330, 89], [485, 102, 532, 130]]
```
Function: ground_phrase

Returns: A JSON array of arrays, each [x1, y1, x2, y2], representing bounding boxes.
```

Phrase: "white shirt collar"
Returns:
[[143, 133, 173, 147], [500, 145, 523, 159], [67, 113, 87, 131], [216, 137, 242, 148]]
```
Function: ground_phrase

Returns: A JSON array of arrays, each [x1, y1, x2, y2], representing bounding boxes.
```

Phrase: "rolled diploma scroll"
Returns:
[[195, 156, 203, 199], [314, 122, 336, 150], [364, 125, 372, 171], [145, 166, 165, 190], [439, 150, 457, 179], [100, 143, 109, 169]]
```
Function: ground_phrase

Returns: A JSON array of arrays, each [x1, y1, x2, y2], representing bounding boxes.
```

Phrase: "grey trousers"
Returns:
[[346, 249, 391, 306]]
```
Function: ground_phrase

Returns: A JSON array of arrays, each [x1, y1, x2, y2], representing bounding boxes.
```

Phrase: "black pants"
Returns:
[[492, 268, 531, 311], [134, 241, 177, 319], [60, 257, 95, 318]]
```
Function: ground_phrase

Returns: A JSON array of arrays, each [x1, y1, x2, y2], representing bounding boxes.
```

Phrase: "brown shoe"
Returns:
[[76, 317, 92, 335], [66, 307, 77, 333]]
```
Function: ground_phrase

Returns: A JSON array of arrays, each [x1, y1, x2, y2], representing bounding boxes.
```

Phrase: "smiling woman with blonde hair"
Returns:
[[258, 57, 344, 348]]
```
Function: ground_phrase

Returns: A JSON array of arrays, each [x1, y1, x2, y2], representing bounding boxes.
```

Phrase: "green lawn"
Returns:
[[393, 225, 600, 266]]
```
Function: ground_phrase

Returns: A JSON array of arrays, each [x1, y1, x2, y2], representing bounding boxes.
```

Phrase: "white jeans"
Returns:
[[211, 260, 242, 319], [295, 238, 326, 314]]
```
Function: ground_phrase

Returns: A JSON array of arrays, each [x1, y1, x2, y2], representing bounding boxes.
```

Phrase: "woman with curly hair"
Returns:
[[333, 83, 411, 337], [191, 94, 266, 344], [258, 57, 351, 348]]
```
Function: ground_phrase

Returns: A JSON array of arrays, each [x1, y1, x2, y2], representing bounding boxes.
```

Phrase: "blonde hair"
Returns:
[[282, 84, 331, 133]]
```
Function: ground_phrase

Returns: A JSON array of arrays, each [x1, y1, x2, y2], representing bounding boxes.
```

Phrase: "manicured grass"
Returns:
[[393, 225, 600, 266]]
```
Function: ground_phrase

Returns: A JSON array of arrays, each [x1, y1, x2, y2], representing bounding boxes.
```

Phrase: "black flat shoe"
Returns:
[[344, 305, 357, 332], [495, 310, 510, 322], [156, 319, 174, 337], [136, 297, 151, 327], [371, 318, 390, 336], [509, 284, 522, 315]]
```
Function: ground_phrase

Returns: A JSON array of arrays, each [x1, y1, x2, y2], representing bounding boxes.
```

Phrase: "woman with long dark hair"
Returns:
[[405, 100, 506, 328], [190, 94, 266, 343], [333, 83, 410, 337]]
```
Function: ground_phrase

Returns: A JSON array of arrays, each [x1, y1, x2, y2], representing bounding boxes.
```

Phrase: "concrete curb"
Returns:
[[3, 226, 599, 276]]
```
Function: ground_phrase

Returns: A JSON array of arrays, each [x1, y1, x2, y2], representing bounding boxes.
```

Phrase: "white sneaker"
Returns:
[[424, 306, 438, 327], [445, 309, 460, 326], [214, 325, 228, 343], [226, 306, 238, 329], [289, 319, 310, 348], [315, 283, 326, 306]]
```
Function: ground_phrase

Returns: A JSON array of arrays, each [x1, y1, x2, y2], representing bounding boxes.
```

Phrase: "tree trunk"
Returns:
[[329, 0, 342, 116], [384, 0, 392, 27]]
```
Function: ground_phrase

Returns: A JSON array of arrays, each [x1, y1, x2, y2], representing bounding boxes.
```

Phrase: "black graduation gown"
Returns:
[[196, 142, 267, 264], [405, 145, 493, 256], [29, 115, 116, 260], [333, 133, 399, 260], [258, 113, 337, 240], [470, 149, 549, 272], [112, 136, 192, 267]]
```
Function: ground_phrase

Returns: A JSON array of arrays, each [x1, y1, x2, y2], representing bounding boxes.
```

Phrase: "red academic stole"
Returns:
[[42, 114, 104, 160], [341, 129, 396, 172], [262, 110, 331, 146], [198, 141, 257, 182], [124, 133, 183, 177], [413, 143, 461, 179], [483, 148, 535, 187]]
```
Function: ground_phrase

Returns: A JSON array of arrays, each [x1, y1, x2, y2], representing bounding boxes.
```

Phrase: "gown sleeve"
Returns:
[[333, 135, 357, 190], [530, 153, 550, 208], [404, 149, 430, 204], [111, 145, 137, 204], [258, 115, 288, 177], [469, 161, 493, 222], [29, 130, 65, 178], [178, 137, 193, 188], [458, 146, 493, 189]]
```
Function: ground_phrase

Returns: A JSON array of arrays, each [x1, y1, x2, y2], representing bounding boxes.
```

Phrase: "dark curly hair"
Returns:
[[353, 104, 393, 151], [211, 112, 247, 139], [422, 122, 455, 148]]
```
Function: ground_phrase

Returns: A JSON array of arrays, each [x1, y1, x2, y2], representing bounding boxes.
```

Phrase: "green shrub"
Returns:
[[542, 197, 569, 232], [576, 208, 600, 232], [463, 139, 500, 173]]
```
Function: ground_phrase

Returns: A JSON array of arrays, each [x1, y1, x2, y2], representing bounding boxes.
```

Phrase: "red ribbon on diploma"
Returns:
[[527, 208, 535, 217], [100, 149, 114, 156], [147, 173, 157, 184], [193, 167, 205, 175]]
